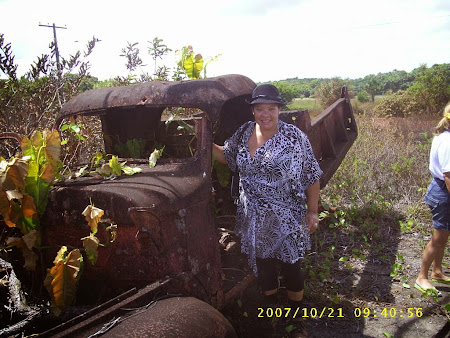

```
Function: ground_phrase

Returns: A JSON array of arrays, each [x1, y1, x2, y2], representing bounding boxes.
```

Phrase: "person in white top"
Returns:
[[415, 102, 450, 296]]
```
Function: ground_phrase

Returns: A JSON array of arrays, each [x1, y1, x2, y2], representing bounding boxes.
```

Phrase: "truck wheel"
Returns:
[[90, 296, 236, 337]]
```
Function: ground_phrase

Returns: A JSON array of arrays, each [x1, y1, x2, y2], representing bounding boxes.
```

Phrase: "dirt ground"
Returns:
[[222, 220, 450, 338]]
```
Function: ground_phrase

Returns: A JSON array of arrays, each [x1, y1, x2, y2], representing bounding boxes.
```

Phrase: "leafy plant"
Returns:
[[44, 246, 83, 316], [177, 45, 203, 79], [96, 155, 142, 176], [149, 146, 164, 168], [114, 138, 147, 158], [0, 129, 61, 264], [120, 42, 145, 73], [356, 91, 370, 103], [176, 45, 220, 79], [148, 37, 172, 80], [44, 202, 117, 315], [21, 130, 61, 219], [60, 122, 85, 143]]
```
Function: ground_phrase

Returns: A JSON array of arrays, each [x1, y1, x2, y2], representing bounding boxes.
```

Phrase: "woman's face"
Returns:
[[252, 103, 281, 132]]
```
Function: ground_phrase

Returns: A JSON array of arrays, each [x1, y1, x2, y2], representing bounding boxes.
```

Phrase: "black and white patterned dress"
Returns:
[[223, 120, 322, 275]]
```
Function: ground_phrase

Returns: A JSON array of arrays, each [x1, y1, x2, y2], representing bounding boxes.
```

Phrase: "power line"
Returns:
[[39, 23, 67, 104], [346, 13, 450, 31], [39, 23, 67, 74]]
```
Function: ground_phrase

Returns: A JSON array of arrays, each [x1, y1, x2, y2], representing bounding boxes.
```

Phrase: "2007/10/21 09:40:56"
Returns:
[[354, 308, 423, 318], [257, 307, 423, 319]]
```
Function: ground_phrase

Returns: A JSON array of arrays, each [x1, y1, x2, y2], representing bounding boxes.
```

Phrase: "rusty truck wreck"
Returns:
[[36, 74, 357, 336]]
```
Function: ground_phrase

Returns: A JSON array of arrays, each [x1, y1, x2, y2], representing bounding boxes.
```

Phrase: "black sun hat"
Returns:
[[248, 84, 286, 105]]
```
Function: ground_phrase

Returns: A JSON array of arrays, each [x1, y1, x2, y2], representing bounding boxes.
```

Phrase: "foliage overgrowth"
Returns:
[[305, 113, 440, 300]]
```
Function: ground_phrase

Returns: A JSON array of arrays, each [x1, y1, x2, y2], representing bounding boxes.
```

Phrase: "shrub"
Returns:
[[357, 91, 370, 103], [372, 90, 423, 117]]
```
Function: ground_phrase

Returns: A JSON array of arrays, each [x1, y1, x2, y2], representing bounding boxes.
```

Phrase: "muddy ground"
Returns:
[[222, 217, 450, 338]]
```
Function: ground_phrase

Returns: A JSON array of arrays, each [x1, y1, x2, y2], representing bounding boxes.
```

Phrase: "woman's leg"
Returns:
[[282, 260, 305, 318], [416, 228, 450, 289], [431, 229, 450, 280], [256, 258, 279, 306]]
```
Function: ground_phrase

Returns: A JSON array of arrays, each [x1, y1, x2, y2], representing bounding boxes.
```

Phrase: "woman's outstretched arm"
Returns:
[[213, 143, 227, 164]]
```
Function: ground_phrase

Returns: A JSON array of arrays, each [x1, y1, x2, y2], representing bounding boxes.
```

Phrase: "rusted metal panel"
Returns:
[[42, 114, 224, 308], [63, 296, 236, 338], [56, 74, 256, 126], [279, 93, 357, 188]]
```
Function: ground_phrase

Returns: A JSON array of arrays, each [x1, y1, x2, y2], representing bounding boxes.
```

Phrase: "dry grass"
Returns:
[[321, 113, 440, 225]]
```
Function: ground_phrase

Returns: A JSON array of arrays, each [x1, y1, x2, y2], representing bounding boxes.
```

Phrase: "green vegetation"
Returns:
[[303, 113, 444, 315], [270, 63, 450, 116]]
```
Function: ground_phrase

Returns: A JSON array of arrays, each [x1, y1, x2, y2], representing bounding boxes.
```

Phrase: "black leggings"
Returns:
[[256, 258, 304, 292]]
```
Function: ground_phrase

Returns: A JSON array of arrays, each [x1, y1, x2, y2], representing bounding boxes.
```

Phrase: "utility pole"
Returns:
[[39, 23, 67, 104]]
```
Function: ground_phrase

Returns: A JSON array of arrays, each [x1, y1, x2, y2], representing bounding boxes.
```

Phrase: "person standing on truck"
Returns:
[[213, 84, 322, 328], [415, 102, 450, 296]]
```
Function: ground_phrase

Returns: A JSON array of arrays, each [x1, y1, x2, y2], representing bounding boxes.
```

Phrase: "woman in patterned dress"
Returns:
[[213, 84, 322, 318]]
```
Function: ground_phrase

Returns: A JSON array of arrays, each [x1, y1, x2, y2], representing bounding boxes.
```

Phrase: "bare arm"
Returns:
[[444, 172, 450, 193], [305, 180, 320, 233], [212, 143, 227, 164]]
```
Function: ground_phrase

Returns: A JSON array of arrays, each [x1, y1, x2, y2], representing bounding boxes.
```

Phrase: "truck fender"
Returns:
[[89, 296, 236, 338]]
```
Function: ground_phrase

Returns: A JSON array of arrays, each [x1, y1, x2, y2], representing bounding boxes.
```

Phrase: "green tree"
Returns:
[[366, 76, 381, 102], [120, 42, 145, 73], [273, 81, 299, 104], [407, 64, 450, 114], [148, 37, 172, 80], [315, 77, 347, 108]]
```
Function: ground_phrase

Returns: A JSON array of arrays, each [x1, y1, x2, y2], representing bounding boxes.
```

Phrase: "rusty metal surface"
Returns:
[[309, 87, 358, 188], [280, 87, 358, 188], [38, 277, 173, 337], [0, 132, 23, 144], [77, 297, 237, 338], [56, 74, 256, 126], [42, 113, 224, 308]]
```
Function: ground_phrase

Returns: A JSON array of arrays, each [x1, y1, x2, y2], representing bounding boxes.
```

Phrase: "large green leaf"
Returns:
[[22, 130, 59, 218], [193, 54, 203, 79], [109, 156, 122, 176], [25, 167, 50, 217], [178, 46, 204, 79]]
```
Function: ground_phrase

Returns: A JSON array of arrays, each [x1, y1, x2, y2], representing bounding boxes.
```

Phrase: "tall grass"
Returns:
[[321, 114, 438, 223], [302, 114, 442, 302], [287, 98, 322, 115]]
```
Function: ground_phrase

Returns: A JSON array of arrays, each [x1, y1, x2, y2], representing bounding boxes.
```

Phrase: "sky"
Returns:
[[0, 0, 449, 83]]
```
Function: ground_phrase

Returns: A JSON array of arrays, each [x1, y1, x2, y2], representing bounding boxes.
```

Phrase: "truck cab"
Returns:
[[39, 74, 357, 336]]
